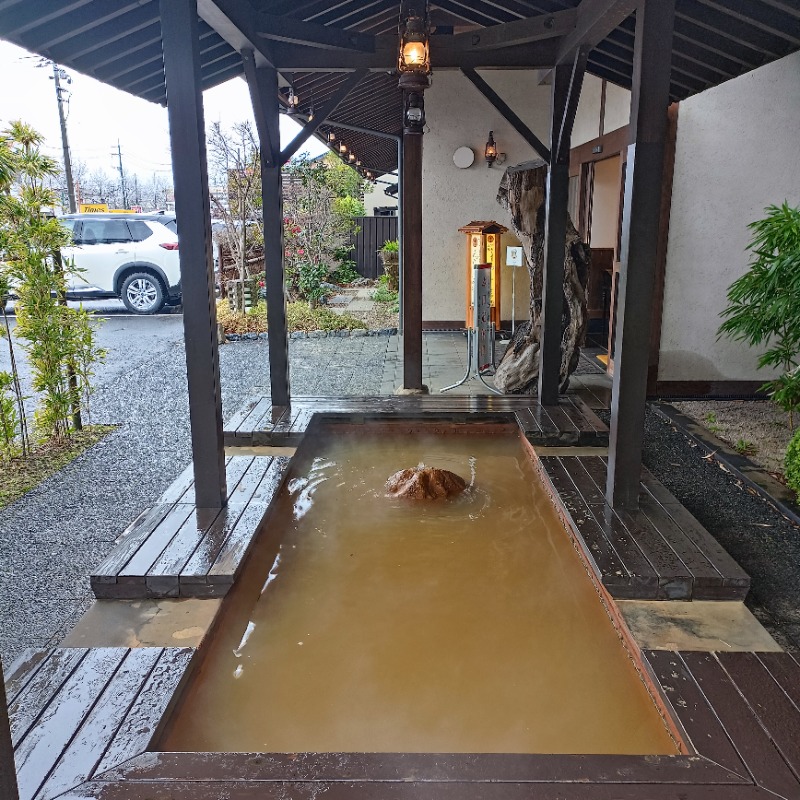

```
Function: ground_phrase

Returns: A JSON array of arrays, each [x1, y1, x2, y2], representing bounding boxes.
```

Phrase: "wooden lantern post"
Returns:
[[459, 220, 508, 329]]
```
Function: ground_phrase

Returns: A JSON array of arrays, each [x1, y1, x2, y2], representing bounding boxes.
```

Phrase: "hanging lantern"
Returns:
[[349, 152, 356, 163], [398, 5, 430, 76], [339, 143, 347, 153], [328, 131, 336, 143], [398, 2, 431, 95]]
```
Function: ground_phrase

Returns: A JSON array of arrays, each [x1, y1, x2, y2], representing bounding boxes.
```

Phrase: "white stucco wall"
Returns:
[[659, 51, 800, 382], [422, 70, 553, 321], [363, 176, 397, 216]]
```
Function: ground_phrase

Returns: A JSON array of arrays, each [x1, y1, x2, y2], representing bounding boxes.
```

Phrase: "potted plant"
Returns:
[[379, 239, 399, 291]]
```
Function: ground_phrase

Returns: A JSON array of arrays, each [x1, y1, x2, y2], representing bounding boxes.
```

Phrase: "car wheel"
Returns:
[[121, 272, 166, 314]]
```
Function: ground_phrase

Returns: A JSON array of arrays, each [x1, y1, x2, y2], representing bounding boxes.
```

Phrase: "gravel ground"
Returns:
[[598, 406, 800, 652], [673, 399, 793, 477], [0, 332, 390, 665]]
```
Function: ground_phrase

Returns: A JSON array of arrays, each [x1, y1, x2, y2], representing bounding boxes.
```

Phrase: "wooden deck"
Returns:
[[223, 394, 609, 447], [91, 455, 289, 599], [7, 647, 800, 799], [5, 647, 193, 800], [537, 455, 751, 601]]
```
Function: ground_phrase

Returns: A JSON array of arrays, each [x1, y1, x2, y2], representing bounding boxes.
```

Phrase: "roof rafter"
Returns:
[[452, 8, 576, 50]]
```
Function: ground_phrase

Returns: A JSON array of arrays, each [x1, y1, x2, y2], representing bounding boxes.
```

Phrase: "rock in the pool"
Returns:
[[385, 466, 467, 500]]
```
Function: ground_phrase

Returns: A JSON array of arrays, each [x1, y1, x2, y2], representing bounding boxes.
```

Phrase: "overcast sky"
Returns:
[[0, 39, 327, 181]]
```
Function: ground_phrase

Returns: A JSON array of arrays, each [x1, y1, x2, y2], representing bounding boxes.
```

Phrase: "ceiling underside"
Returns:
[[1, 0, 798, 176]]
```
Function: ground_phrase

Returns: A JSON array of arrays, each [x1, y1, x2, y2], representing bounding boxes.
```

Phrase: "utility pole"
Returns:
[[114, 140, 129, 209], [51, 63, 77, 213]]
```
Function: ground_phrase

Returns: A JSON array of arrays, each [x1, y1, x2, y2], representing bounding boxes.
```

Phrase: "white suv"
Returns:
[[59, 214, 181, 314]]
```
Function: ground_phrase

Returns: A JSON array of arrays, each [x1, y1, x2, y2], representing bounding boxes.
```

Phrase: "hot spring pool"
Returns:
[[161, 424, 677, 755]]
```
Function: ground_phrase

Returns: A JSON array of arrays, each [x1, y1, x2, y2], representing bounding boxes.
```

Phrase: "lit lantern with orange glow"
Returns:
[[398, 9, 430, 76], [459, 220, 508, 329]]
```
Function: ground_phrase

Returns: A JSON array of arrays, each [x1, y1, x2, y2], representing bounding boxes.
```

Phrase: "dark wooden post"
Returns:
[[537, 65, 570, 404], [606, 0, 675, 509], [1, 657, 19, 800], [160, 0, 226, 508], [243, 53, 290, 407], [537, 62, 575, 404], [401, 110, 424, 391]]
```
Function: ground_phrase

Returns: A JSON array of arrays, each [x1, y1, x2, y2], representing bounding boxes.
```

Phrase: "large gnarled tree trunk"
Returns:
[[494, 161, 590, 394]]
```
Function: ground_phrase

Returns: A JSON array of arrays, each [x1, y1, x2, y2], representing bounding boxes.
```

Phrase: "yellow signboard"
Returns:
[[79, 203, 109, 213]]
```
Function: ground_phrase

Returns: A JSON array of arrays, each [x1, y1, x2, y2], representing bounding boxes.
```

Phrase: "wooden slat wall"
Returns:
[[349, 216, 398, 279]]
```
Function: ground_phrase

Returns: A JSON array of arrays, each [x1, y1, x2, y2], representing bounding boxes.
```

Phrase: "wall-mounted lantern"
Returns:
[[485, 131, 498, 167]]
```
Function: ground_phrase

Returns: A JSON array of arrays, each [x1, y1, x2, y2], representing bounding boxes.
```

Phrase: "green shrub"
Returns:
[[372, 284, 398, 304], [330, 260, 359, 285], [380, 239, 399, 254], [296, 261, 329, 306], [216, 300, 367, 335], [785, 428, 800, 497]]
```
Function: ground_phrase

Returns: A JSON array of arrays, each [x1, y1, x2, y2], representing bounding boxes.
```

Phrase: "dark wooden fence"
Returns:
[[349, 215, 398, 279]]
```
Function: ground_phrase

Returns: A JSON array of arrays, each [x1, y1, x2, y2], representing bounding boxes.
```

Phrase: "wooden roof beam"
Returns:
[[461, 67, 551, 163], [267, 36, 560, 70], [557, 0, 638, 64], [203, 0, 375, 52], [452, 8, 576, 50]]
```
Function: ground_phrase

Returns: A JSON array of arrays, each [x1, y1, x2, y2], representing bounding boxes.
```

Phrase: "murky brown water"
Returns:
[[162, 425, 677, 755]]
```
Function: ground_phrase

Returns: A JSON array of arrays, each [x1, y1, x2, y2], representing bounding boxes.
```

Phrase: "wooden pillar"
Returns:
[[538, 62, 575, 405], [606, 0, 675, 509], [1, 657, 19, 800], [401, 120, 423, 390], [538, 51, 586, 402], [243, 54, 290, 407], [160, 0, 226, 508]]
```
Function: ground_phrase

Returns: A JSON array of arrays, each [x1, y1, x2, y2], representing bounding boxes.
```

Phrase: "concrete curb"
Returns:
[[652, 401, 800, 528], [222, 327, 397, 342]]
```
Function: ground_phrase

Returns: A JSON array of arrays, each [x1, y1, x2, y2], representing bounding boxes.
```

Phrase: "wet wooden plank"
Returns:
[[568, 395, 608, 434], [224, 398, 259, 433], [557, 397, 596, 435], [157, 463, 195, 504], [640, 473, 750, 592], [105, 750, 744, 785], [637, 494, 723, 588], [226, 457, 274, 507], [719, 651, 800, 780], [4, 649, 53, 707], [9, 649, 87, 746], [206, 501, 271, 584], [13, 648, 127, 800], [682, 651, 800, 798], [40, 649, 163, 800], [513, 407, 542, 435], [57, 780, 776, 800], [644, 650, 748, 778], [179, 505, 247, 583], [248, 403, 289, 434], [756, 651, 800, 710], [247, 456, 290, 507], [91, 506, 173, 582], [179, 456, 253, 506], [148, 508, 223, 578], [540, 457, 632, 592], [543, 402, 580, 437], [117, 505, 195, 580], [93, 649, 194, 778], [581, 459, 693, 599], [234, 397, 272, 434]]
